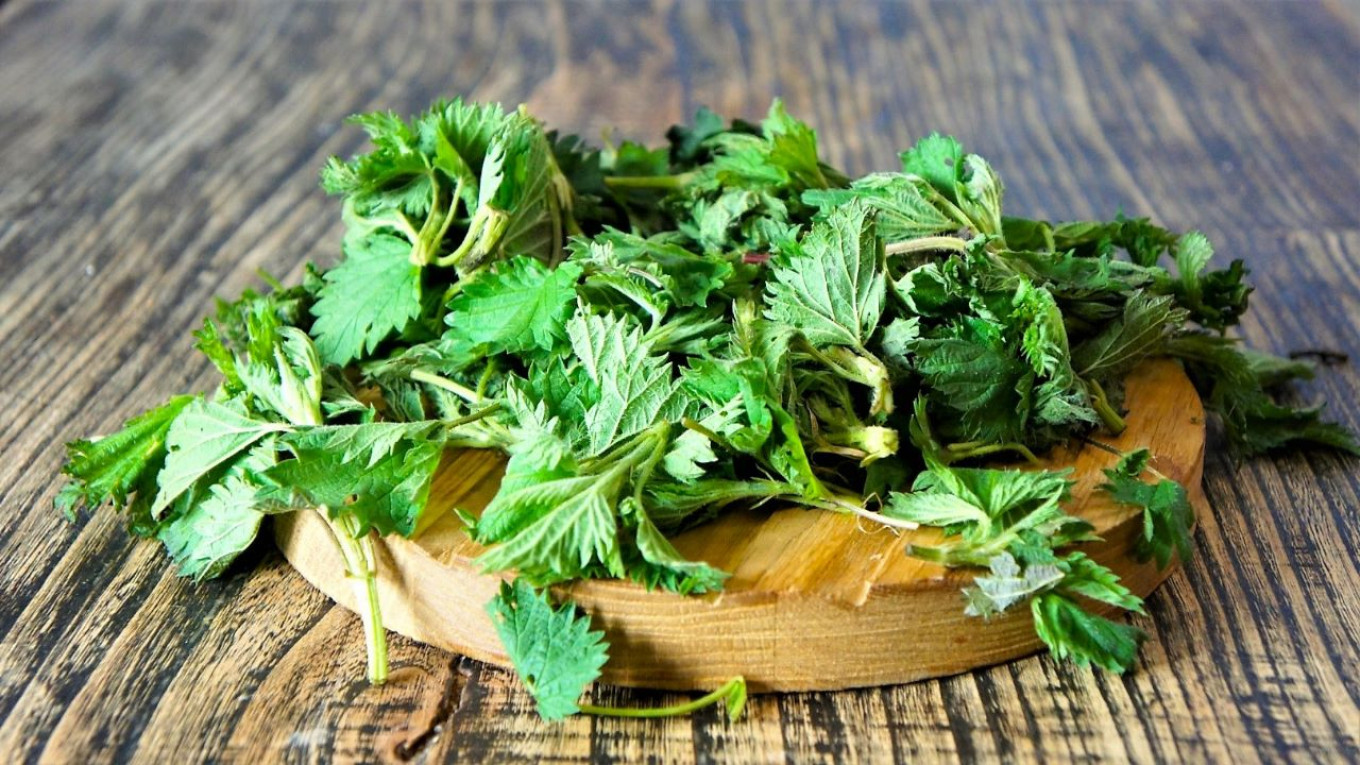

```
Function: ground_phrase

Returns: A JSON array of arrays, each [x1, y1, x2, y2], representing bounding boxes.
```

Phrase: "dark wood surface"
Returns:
[[1, 0, 1357, 762]]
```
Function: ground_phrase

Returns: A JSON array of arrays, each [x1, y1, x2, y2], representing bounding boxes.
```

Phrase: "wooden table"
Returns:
[[2, 1, 1357, 761]]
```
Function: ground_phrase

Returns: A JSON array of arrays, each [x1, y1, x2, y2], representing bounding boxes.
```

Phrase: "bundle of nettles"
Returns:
[[58, 98, 1356, 722]]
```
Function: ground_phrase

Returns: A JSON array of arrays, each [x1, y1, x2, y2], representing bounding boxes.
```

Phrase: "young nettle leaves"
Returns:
[[58, 97, 1358, 712], [767, 202, 894, 416], [1101, 448, 1195, 569], [56, 394, 194, 529], [446, 255, 584, 357], [890, 463, 1147, 673], [487, 579, 610, 721], [157, 440, 278, 580], [311, 230, 424, 366], [150, 399, 290, 519], [488, 580, 746, 721]]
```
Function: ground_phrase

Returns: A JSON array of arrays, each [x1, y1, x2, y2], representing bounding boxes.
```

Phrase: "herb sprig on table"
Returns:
[[57, 98, 1356, 721]]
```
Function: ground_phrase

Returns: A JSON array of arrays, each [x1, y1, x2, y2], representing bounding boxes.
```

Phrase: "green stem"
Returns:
[[579, 676, 745, 719], [319, 508, 389, 686], [1087, 379, 1127, 436], [803, 491, 921, 531], [680, 417, 736, 453], [944, 441, 1042, 465], [602, 172, 697, 191], [411, 369, 481, 404], [884, 236, 970, 257], [433, 212, 485, 268]]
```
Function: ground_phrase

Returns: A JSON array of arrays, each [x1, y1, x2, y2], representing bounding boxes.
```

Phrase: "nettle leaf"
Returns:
[[470, 112, 568, 269], [487, 580, 609, 721], [571, 229, 734, 308], [910, 318, 1032, 442], [1059, 552, 1144, 612], [1101, 449, 1195, 569], [259, 424, 445, 537], [157, 440, 277, 581], [1032, 593, 1145, 673], [446, 256, 583, 355], [474, 474, 624, 584], [56, 395, 194, 520], [567, 312, 689, 454], [765, 201, 885, 350], [1169, 334, 1360, 458], [151, 398, 290, 519], [804, 173, 959, 242], [626, 500, 729, 594], [311, 232, 423, 366], [964, 552, 1064, 617], [1170, 232, 1251, 331], [1073, 293, 1185, 380], [760, 99, 837, 190], [900, 133, 965, 205]]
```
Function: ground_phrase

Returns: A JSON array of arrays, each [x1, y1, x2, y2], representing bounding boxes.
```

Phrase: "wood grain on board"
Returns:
[[0, 0, 1357, 762]]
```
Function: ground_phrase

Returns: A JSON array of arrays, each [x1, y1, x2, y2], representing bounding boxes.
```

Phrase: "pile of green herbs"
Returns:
[[58, 99, 1356, 721]]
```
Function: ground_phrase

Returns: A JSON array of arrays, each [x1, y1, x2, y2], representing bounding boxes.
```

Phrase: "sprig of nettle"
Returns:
[[57, 98, 1357, 721]]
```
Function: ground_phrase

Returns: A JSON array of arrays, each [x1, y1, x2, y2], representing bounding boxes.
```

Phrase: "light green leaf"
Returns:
[[310, 232, 423, 366], [765, 201, 885, 350], [152, 399, 289, 519], [567, 312, 688, 454], [487, 580, 609, 721], [1032, 593, 1145, 673], [445, 256, 583, 355], [56, 395, 194, 521], [157, 440, 277, 580]]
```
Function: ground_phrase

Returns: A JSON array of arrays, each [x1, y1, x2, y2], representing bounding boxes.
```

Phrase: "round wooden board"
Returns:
[[275, 359, 1208, 692]]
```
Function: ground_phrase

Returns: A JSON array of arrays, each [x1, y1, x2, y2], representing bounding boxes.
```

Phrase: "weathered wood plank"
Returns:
[[0, 0, 1356, 762]]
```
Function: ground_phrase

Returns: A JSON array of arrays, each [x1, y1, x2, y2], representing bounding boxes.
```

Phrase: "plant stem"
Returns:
[[944, 441, 1041, 464], [1087, 379, 1127, 436], [1080, 437, 1173, 483], [579, 676, 745, 719], [602, 172, 697, 191], [411, 369, 481, 404], [317, 508, 389, 685], [884, 236, 970, 257], [804, 492, 921, 531]]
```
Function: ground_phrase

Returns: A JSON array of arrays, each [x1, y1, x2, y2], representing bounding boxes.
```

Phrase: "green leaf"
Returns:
[[474, 474, 624, 584], [910, 318, 1032, 443], [156, 440, 277, 580], [570, 229, 734, 308], [56, 395, 195, 521], [310, 232, 423, 366], [1058, 552, 1144, 612], [258, 424, 445, 537], [1100, 449, 1195, 569], [1168, 232, 1251, 331], [765, 201, 885, 350], [568, 312, 689, 454], [239, 326, 325, 427], [889, 465, 1083, 566], [1031, 593, 1145, 673], [151, 399, 290, 519], [1168, 334, 1360, 458], [445, 256, 583, 355], [627, 500, 729, 594], [963, 552, 1064, 617], [760, 99, 836, 190], [900, 133, 965, 206], [486, 580, 609, 721], [1072, 293, 1185, 380], [804, 173, 959, 242]]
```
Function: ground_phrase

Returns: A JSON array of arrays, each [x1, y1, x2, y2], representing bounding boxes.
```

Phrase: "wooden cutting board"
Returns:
[[274, 359, 1206, 692]]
